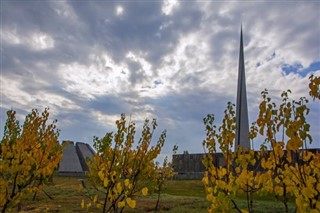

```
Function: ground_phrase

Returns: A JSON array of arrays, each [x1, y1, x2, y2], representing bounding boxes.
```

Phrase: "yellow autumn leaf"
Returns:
[[216, 180, 227, 190], [86, 202, 91, 209], [206, 193, 214, 201], [315, 201, 320, 210], [235, 167, 241, 174], [78, 183, 83, 192], [103, 178, 109, 187], [124, 179, 130, 187], [302, 186, 315, 199], [274, 186, 283, 195], [98, 171, 104, 181], [118, 201, 125, 208], [142, 187, 148, 196], [207, 187, 213, 194], [219, 168, 227, 177], [295, 197, 303, 208], [202, 176, 209, 185], [304, 151, 314, 162], [116, 183, 123, 193], [93, 194, 98, 203], [126, 197, 136, 208], [81, 199, 85, 208]]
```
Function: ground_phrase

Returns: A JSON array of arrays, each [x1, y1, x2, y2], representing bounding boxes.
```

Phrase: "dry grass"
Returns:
[[9, 176, 295, 213]]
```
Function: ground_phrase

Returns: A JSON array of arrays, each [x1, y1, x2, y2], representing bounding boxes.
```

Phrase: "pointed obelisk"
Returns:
[[235, 26, 250, 151]]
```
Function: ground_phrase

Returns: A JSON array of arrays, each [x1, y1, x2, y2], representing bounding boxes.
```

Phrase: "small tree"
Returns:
[[256, 89, 319, 212], [234, 146, 267, 213], [153, 156, 175, 212], [202, 102, 266, 213], [82, 114, 166, 213], [202, 102, 240, 212], [0, 109, 62, 213], [202, 75, 320, 212]]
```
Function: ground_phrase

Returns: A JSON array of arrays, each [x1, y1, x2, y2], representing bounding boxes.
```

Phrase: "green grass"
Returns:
[[10, 176, 296, 212]]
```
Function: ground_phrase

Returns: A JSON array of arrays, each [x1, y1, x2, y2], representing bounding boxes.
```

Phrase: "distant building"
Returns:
[[58, 141, 95, 176], [172, 153, 223, 179], [172, 149, 320, 179]]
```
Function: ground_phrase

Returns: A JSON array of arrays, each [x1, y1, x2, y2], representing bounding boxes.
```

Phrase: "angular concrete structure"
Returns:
[[76, 142, 95, 172], [58, 141, 95, 175], [235, 27, 250, 151], [59, 141, 83, 174]]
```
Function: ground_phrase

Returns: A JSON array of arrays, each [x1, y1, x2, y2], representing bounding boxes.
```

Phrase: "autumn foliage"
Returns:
[[202, 76, 320, 213], [0, 109, 62, 212], [81, 114, 166, 213]]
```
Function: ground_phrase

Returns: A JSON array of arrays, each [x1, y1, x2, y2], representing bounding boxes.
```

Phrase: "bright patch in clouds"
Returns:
[[59, 54, 130, 99], [158, 32, 211, 92], [162, 0, 179, 15], [30, 33, 55, 50], [2, 30, 54, 50], [116, 5, 124, 16], [2, 30, 21, 45]]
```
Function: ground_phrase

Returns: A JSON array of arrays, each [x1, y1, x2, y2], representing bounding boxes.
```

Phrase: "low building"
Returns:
[[172, 148, 320, 180]]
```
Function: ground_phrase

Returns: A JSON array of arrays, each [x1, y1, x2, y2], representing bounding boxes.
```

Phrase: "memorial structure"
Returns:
[[58, 141, 95, 176], [235, 26, 250, 151]]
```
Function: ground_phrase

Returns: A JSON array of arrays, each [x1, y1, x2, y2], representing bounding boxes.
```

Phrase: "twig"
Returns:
[[231, 199, 242, 213]]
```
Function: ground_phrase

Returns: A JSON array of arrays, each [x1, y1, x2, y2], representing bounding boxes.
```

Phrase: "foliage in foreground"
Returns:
[[202, 75, 320, 213], [82, 114, 167, 213], [0, 109, 62, 213]]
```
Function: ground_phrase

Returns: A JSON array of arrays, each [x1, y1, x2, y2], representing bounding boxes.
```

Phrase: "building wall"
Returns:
[[172, 148, 320, 180]]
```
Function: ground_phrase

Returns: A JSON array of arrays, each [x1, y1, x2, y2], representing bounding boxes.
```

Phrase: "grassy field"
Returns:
[[10, 176, 296, 213]]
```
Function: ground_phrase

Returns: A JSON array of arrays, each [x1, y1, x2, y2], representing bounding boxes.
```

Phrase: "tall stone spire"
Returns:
[[235, 26, 250, 151]]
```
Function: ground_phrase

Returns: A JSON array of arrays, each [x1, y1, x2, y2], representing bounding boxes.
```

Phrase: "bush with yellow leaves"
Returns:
[[82, 114, 166, 213], [153, 156, 175, 212], [202, 75, 320, 213], [0, 109, 62, 213], [202, 102, 265, 213], [256, 89, 319, 212]]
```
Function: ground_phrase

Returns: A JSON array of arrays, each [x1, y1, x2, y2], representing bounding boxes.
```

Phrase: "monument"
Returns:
[[235, 26, 250, 151]]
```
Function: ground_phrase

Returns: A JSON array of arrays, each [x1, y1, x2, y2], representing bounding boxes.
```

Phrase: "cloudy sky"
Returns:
[[1, 0, 319, 159]]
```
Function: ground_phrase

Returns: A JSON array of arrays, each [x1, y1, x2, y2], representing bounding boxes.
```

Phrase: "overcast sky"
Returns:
[[1, 0, 319, 160]]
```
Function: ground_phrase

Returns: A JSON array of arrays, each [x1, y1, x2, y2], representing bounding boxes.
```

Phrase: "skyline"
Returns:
[[1, 1, 319, 160]]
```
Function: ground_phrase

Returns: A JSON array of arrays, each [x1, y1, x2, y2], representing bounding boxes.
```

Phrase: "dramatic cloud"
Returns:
[[1, 1, 319, 159]]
